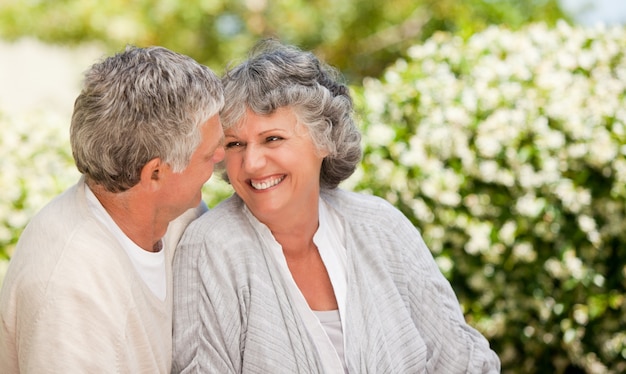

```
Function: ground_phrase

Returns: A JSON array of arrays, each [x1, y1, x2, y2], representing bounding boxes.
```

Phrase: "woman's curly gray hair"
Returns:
[[221, 39, 362, 189]]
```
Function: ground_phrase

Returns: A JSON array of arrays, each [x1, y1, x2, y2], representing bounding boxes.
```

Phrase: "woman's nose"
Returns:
[[243, 144, 266, 172]]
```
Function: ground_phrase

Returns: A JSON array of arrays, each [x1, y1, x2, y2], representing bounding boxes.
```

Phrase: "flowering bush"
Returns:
[[0, 111, 78, 280], [350, 21, 626, 373]]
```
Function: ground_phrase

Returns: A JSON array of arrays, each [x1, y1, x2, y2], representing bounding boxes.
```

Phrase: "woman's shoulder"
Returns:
[[175, 195, 261, 266], [195, 194, 244, 223], [181, 195, 249, 241], [322, 188, 401, 218], [322, 189, 420, 245]]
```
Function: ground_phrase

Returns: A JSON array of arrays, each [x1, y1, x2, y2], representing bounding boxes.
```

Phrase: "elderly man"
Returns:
[[0, 46, 224, 373]]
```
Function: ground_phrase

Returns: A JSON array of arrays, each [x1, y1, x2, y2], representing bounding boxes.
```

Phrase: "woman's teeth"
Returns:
[[251, 176, 284, 190]]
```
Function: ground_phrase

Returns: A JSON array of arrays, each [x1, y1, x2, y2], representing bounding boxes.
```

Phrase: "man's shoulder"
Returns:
[[7, 226, 131, 286], [5, 181, 133, 300]]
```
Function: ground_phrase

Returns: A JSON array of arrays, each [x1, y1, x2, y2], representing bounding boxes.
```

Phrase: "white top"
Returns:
[[313, 199, 348, 371], [85, 185, 166, 300], [246, 198, 348, 373], [313, 309, 346, 372]]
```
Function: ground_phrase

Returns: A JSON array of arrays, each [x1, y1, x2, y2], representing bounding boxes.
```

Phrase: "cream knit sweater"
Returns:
[[0, 178, 203, 373]]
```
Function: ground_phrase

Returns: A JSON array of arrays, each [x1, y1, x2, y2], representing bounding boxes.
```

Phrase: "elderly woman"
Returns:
[[171, 40, 500, 373]]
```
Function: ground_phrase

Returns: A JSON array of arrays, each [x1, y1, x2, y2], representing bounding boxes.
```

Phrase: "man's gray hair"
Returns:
[[70, 45, 224, 192]]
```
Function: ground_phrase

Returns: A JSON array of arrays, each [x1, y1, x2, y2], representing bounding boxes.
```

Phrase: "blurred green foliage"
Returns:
[[0, 0, 567, 82]]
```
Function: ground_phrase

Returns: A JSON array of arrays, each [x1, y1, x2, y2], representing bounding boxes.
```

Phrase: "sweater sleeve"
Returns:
[[171, 232, 241, 374], [395, 212, 501, 373]]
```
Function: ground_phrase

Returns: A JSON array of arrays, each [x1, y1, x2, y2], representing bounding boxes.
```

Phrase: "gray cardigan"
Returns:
[[172, 189, 501, 373]]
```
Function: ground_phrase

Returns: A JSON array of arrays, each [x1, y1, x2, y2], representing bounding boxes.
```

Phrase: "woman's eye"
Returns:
[[266, 136, 283, 142], [225, 141, 243, 149]]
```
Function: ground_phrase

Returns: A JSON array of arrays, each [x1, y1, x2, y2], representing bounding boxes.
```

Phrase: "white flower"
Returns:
[[515, 193, 545, 218], [365, 123, 395, 147], [498, 221, 517, 246], [465, 221, 492, 255], [512, 242, 537, 263], [563, 250, 586, 280], [587, 128, 618, 167], [577, 214, 597, 233], [435, 256, 454, 274]]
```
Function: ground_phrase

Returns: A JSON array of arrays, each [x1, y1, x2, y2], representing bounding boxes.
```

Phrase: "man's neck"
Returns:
[[88, 182, 167, 252]]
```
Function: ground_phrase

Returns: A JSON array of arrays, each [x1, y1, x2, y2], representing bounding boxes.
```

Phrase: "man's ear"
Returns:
[[139, 158, 163, 189]]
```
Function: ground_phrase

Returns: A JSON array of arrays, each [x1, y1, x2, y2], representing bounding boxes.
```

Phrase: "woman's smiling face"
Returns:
[[223, 107, 327, 223]]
